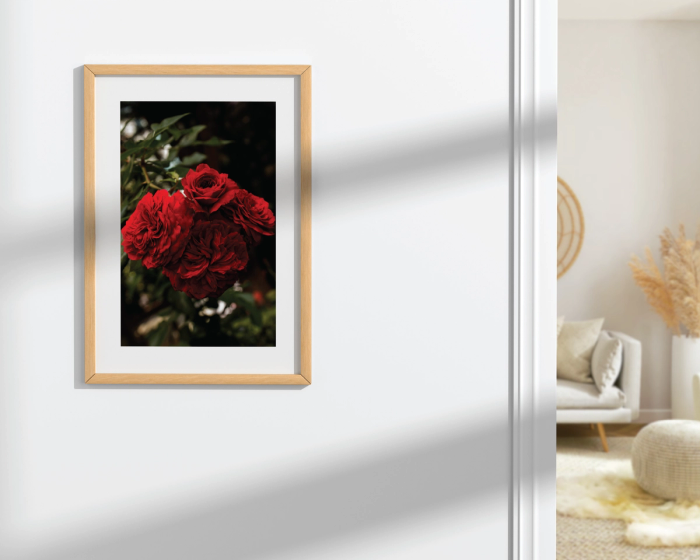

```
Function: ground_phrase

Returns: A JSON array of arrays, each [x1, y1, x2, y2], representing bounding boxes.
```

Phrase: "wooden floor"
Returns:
[[557, 423, 646, 438]]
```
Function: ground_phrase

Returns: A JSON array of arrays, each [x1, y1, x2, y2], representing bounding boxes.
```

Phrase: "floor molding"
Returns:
[[637, 409, 672, 423]]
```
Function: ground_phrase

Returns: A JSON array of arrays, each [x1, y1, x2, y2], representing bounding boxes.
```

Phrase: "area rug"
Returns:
[[557, 437, 700, 558]]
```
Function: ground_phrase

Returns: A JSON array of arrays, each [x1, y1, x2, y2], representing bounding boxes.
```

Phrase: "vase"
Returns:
[[672, 335, 700, 419]]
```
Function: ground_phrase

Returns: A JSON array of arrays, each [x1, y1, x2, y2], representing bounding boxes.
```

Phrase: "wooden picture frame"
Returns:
[[84, 65, 311, 385]]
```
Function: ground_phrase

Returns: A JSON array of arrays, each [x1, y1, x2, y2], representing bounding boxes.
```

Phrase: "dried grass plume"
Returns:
[[629, 224, 700, 338]]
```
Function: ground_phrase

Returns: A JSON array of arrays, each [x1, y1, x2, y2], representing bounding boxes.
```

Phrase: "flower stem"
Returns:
[[140, 161, 158, 189]]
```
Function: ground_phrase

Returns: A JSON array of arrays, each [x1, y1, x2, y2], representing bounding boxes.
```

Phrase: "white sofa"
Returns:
[[556, 330, 642, 451]]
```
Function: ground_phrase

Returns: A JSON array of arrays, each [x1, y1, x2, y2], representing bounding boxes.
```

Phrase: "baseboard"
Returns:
[[637, 409, 672, 423]]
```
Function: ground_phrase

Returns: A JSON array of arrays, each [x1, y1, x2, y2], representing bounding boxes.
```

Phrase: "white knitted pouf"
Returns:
[[632, 420, 700, 500]]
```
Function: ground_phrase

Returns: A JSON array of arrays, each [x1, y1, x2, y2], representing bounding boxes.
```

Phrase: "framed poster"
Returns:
[[83, 65, 311, 385]]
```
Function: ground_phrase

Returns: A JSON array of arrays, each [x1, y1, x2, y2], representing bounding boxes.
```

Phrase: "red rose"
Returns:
[[181, 163, 238, 214], [218, 189, 275, 244], [164, 219, 248, 300], [122, 189, 194, 269]]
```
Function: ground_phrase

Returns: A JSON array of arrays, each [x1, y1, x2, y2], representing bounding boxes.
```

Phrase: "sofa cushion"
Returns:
[[557, 318, 605, 383], [556, 379, 626, 409], [591, 331, 623, 392]]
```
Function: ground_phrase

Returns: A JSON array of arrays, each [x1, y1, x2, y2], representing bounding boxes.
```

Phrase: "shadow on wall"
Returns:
[[0, 68, 559, 560], [70, 66, 556, 390], [23, 419, 519, 560]]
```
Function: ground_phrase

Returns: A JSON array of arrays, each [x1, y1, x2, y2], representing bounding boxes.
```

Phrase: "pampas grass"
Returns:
[[630, 225, 700, 338]]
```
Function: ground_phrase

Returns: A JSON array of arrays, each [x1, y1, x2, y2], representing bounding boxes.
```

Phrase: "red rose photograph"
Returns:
[[120, 101, 276, 347]]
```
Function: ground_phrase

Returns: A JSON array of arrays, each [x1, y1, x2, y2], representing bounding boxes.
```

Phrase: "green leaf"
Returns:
[[121, 145, 147, 161], [150, 113, 189, 133], [235, 293, 256, 307], [120, 117, 134, 134], [121, 158, 136, 187], [125, 185, 148, 208], [248, 307, 263, 328], [219, 290, 262, 326], [218, 287, 239, 306], [121, 139, 137, 151], [171, 165, 192, 177], [145, 162, 169, 178], [165, 157, 182, 170], [181, 152, 207, 167], [152, 133, 175, 149], [147, 319, 170, 346], [178, 125, 207, 147], [168, 290, 196, 316], [193, 137, 232, 147]]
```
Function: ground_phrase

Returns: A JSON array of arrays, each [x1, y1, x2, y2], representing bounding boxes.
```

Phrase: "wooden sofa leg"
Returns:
[[596, 423, 609, 452]]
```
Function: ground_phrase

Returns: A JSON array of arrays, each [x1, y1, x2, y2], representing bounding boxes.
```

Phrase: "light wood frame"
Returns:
[[83, 65, 311, 385]]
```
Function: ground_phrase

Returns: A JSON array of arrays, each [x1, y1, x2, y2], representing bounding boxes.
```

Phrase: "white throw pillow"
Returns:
[[557, 318, 605, 383], [557, 316, 565, 337], [591, 331, 623, 392]]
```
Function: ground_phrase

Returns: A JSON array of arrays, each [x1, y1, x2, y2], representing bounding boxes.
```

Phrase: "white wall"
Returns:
[[558, 21, 700, 417], [0, 1, 514, 559]]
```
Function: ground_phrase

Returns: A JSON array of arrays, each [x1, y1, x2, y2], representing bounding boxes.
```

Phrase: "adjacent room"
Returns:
[[557, 1, 700, 557]]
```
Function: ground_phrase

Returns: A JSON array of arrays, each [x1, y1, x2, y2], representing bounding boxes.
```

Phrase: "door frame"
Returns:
[[510, 0, 557, 558]]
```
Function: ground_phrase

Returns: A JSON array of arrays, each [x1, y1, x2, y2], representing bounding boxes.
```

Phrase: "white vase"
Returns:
[[672, 335, 700, 419]]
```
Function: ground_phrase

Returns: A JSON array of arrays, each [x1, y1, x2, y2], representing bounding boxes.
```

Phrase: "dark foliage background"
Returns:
[[120, 101, 276, 347]]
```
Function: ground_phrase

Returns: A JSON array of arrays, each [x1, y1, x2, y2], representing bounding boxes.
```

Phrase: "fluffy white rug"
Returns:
[[558, 463, 700, 547]]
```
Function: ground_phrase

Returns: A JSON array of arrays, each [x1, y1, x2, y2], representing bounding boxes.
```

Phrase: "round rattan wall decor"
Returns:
[[557, 176, 585, 279]]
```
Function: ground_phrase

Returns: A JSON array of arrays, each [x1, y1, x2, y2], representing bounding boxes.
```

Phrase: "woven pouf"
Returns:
[[632, 420, 700, 500]]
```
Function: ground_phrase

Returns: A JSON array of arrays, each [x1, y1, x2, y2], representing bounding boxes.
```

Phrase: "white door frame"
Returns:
[[511, 0, 557, 558]]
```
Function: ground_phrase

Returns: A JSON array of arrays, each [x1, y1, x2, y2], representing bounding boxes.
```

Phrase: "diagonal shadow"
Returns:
[[17, 416, 533, 560], [0, 67, 555, 559], [69, 67, 556, 391]]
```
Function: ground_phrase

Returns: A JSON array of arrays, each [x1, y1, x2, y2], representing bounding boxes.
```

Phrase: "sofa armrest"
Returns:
[[608, 330, 642, 421]]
